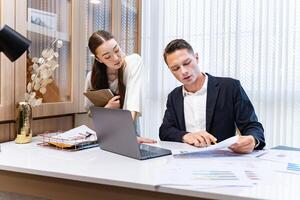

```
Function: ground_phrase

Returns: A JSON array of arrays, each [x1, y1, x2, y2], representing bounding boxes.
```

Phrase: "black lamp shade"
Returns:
[[0, 25, 31, 62]]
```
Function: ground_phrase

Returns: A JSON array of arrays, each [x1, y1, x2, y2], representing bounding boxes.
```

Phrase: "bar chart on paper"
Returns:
[[287, 163, 300, 173], [192, 170, 238, 181], [156, 160, 252, 187]]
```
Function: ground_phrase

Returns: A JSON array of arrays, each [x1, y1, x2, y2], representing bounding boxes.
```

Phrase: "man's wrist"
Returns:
[[182, 133, 187, 142], [182, 132, 190, 142]]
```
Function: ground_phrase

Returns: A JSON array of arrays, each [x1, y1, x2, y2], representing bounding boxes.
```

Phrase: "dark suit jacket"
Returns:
[[159, 73, 265, 150]]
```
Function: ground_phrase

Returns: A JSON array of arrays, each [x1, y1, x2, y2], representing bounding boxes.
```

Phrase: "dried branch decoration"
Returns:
[[25, 39, 63, 107]]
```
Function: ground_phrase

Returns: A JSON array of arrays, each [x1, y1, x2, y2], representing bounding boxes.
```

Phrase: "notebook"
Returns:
[[84, 89, 114, 107]]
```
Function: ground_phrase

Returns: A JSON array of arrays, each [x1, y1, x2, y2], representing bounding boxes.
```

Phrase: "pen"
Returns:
[[79, 132, 93, 139], [85, 132, 93, 139]]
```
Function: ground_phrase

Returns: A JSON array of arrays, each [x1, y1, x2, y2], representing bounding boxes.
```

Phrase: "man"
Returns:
[[159, 39, 265, 153]]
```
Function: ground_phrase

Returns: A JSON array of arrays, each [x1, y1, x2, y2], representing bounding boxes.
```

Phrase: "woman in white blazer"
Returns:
[[85, 30, 156, 144]]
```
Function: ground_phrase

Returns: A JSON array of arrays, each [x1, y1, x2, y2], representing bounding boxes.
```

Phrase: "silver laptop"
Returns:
[[90, 107, 172, 160]]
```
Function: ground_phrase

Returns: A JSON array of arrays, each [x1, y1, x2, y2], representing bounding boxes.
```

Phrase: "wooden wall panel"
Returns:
[[0, 123, 16, 143], [32, 115, 74, 135], [0, 123, 12, 143], [0, 115, 74, 143], [74, 113, 94, 130], [0, 0, 15, 121]]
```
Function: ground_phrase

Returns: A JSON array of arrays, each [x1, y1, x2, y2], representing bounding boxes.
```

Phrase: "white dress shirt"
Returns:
[[183, 73, 208, 133]]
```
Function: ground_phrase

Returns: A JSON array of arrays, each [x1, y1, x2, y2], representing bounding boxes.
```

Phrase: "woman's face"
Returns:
[[94, 39, 125, 70]]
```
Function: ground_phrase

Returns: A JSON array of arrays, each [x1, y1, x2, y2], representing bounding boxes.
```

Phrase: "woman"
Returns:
[[84, 30, 156, 144]]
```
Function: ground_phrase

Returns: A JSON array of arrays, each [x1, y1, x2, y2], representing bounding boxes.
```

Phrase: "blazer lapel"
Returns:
[[174, 86, 186, 131], [206, 74, 220, 132]]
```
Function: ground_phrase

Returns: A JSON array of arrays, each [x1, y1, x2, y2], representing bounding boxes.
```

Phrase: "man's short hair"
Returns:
[[163, 39, 194, 65]]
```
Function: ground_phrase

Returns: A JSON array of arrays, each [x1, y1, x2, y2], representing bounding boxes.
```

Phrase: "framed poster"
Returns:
[[28, 8, 57, 31]]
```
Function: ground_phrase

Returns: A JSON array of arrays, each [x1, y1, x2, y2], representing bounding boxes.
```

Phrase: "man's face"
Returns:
[[166, 49, 200, 86]]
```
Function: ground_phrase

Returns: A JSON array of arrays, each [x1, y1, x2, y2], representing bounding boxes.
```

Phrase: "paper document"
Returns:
[[270, 162, 300, 175], [212, 156, 277, 184], [173, 135, 238, 156], [156, 159, 252, 187], [286, 163, 300, 174], [44, 125, 97, 148], [258, 149, 300, 164]]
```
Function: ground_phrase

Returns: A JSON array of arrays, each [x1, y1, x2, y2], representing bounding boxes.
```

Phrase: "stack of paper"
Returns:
[[42, 125, 97, 149]]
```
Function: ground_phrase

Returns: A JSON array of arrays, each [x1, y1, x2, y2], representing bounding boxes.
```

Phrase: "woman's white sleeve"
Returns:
[[84, 71, 94, 111], [123, 54, 143, 116]]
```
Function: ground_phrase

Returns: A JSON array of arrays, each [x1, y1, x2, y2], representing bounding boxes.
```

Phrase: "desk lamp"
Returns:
[[0, 24, 31, 61], [0, 24, 31, 146]]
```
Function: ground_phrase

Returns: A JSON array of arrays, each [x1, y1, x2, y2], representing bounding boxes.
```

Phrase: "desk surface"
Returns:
[[0, 138, 300, 200]]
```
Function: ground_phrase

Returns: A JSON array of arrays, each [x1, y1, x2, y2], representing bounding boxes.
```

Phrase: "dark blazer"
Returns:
[[159, 73, 265, 150]]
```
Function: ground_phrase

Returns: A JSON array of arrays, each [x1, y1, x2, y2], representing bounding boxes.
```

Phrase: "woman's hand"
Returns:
[[137, 136, 157, 144], [104, 95, 120, 109]]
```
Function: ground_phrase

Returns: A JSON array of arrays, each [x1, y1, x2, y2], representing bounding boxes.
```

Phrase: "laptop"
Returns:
[[90, 107, 172, 160]]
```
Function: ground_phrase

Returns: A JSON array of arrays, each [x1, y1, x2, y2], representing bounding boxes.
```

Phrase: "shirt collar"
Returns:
[[182, 73, 208, 97]]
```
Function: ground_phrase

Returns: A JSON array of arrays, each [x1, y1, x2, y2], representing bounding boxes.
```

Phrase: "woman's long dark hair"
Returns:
[[88, 30, 126, 108]]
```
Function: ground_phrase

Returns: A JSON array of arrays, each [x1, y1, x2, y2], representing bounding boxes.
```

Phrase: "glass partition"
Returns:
[[26, 0, 71, 103], [120, 0, 139, 54], [84, 0, 111, 74]]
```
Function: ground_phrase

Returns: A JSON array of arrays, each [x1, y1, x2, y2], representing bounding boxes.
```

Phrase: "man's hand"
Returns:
[[137, 136, 157, 144], [229, 135, 256, 154], [104, 95, 120, 109], [182, 131, 217, 147]]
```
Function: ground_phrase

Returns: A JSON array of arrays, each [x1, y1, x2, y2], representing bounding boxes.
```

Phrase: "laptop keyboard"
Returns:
[[139, 144, 171, 158], [140, 149, 159, 157]]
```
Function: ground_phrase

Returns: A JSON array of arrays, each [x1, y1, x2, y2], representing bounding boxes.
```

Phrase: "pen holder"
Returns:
[[15, 102, 32, 144]]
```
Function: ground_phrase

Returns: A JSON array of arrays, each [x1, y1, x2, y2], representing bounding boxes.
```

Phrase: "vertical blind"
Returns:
[[120, 0, 139, 54], [84, 0, 111, 73], [83, 0, 138, 72], [141, 0, 300, 148]]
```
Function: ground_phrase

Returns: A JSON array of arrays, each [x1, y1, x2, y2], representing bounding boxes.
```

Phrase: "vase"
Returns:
[[15, 102, 32, 144]]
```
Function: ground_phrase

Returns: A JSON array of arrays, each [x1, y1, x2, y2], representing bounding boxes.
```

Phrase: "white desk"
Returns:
[[0, 138, 299, 200]]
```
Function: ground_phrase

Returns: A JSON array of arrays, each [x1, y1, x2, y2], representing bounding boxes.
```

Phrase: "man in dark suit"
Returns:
[[159, 39, 265, 153]]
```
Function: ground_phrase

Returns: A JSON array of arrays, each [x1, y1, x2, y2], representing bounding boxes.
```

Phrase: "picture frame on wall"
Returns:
[[28, 8, 57, 32]]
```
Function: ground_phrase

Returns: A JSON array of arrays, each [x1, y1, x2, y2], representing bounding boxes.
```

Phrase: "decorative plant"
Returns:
[[25, 39, 63, 107]]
